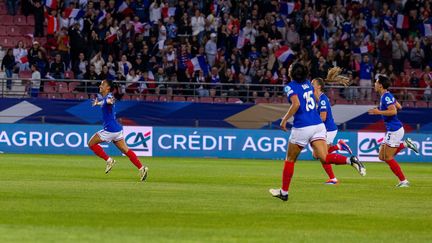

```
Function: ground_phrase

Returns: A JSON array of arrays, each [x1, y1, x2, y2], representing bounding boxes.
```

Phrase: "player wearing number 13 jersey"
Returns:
[[269, 63, 366, 201], [368, 75, 418, 187]]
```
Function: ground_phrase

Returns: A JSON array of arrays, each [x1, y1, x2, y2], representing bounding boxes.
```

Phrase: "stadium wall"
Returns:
[[1, 98, 432, 131], [0, 124, 431, 163]]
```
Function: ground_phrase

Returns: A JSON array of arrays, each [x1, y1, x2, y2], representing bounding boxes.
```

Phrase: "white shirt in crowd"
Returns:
[[191, 15, 205, 36], [31, 70, 41, 89], [149, 3, 162, 24]]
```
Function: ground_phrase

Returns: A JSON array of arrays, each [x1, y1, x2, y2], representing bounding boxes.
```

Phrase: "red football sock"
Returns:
[[385, 159, 406, 181], [325, 153, 348, 165], [282, 161, 295, 192], [90, 144, 109, 161], [328, 144, 340, 153], [322, 163, 335, 179], [395, 143, 406, 155], [126, 150, 143, 169]]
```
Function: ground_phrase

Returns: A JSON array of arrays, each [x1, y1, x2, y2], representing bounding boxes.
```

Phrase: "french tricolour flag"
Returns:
[[65, 8, 86, 20], [187, 56, 209, 76], [280, 2, 297, 16], [236, 30, 245, 49], [45, 0, 57, 9], [354, 46, 369, 54], [311, 33, 319, 46], [421, 24, 432, 37], [275, 46, 295, 63], [396, 14, 409, 29], [97, 10, 107, 23]]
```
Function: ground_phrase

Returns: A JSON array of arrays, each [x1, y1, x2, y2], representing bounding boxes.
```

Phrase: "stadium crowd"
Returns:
[[1, 0, 432, 102]]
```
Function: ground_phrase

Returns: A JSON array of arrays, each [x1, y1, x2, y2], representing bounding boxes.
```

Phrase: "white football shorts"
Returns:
[[326, 130, 338, 145], [97, 130, 124, 143], [289, 123, 327, 147], [384, 127, 404, 148]]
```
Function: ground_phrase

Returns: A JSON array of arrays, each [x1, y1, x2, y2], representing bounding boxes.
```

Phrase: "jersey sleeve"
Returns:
[[383, 93, 396, 109], [284, 84, 297, 101], [319, 97, 328, 112]]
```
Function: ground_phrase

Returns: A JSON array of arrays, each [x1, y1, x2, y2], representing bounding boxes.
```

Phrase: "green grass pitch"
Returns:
[[0, 154, 431, 242]]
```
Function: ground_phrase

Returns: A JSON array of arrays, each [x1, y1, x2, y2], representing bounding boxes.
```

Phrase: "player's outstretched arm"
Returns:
[[92, 99, 103, 107], [395, 101, 402, 110]]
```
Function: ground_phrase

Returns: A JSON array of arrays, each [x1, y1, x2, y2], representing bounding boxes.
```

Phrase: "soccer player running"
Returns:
[[269, 63, 366, 201], [311, 78, 358, 185], [88, 79, 149, 181], [368, 75, 418, 187]]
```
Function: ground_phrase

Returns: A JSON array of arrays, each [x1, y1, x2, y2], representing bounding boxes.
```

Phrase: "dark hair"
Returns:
[[105, 79, 123, 101], [289, 62, 308, 82], [377, 75, 391, 89], [313, 78, 325, 92]]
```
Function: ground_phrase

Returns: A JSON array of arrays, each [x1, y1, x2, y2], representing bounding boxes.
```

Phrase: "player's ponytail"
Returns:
[[289, 62, 308, 82], [105, 79, 123, 101]]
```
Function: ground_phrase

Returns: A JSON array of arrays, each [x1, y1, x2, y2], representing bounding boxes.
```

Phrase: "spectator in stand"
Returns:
[[13, 41, 29, 71], [69, 22, 86, 68], [205, 33, 218, 67], [57, 27, 70, 69], [194, 70, 209, 97], [378, 32, 393, 68], [30, 64, 41, 98], [83, 64, 99, 93], [6, 0, 17, 16], [1, 49, 16, 90], [191, 9, 205, 44], [424, 77, 432, 101], [125, 69, 141, 94], [49, 54, 66, 79], [392, 34, 408, 75], [31, 0, 45, 37], [118, 55, 132, 80], [410, 42, 425, 69], [73, 52, 88, 80], [90, 52, 105, 76], [359, 55, 373, 101]]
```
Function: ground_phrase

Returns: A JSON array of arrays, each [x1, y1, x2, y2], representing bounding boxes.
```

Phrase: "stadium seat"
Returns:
[[26, 16, 35, 26], [43, 84, 56, 93], [56, 82, 68, 93], [334, 99, 352, 105], [214, 97, 226, 103], [0, 6, 7, 15], [0, 15, 13, 25], [129, 94, 143, 101], [68, 82, 81, 92], [173, 96, 186, 102], [186, 97, 198, 102], [159, 95, 172, 102], [19, 26, 33, 36], [402, 101, 415, 108], [6, 26, 21, 36], [121, 95, 132, 100], [255, 97, 269, 104], [75, 93, 88, 100], [355, 100, 375, 105], [62, 93, 75, 99], [416, 101, 429, 108], [64, 71, 75, 79], [0, 37, 15, 48], [47, 93, 61, 99], [145, 95, 159, 102], [19, 70, 32, 78], [38, 93, 48, 99], [0, 25, 6, 35], [227, 97, 242, 103], [199, 97, 213, 103], [13, 15, 26, 25]]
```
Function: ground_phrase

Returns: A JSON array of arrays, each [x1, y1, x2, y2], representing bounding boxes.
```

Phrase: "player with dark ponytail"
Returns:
[[88, 80, 149, 181], [269, 63, 366, 201]]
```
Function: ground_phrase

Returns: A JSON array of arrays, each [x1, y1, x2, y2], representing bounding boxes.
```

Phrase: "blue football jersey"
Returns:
[[100, 93, 122, 132], [379, 92, 403, 131], [318, 93, 338, 132], [285, 80, 322, 128]]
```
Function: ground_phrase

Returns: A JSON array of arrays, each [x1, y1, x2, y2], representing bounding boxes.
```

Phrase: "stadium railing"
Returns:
[[0, 77, 430, 107]]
